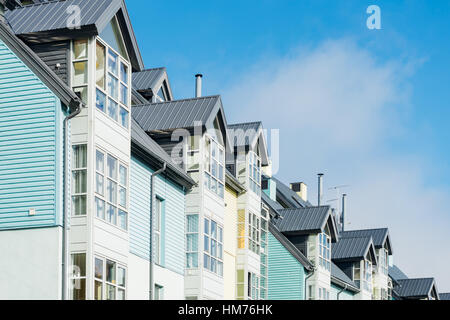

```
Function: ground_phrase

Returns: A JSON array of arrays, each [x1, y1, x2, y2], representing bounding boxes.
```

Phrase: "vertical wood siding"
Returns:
[[268, 233, 306, 300], [129, 156, 186, 275], [29, 41, 70, 85], [0, 39, 62, 230]]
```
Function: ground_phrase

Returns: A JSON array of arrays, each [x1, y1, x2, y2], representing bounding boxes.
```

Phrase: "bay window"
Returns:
[[248, 272, 260, 300], [72, 39, 88, 103], [204, 136, 225, 198], [95, 38, 130, 130], [72, 145, 87, 216], [248, 212, 260, 254], [363, 260, 373, 291], [70, 253, 86, 300], [203, 218, 223, 276], [318, 232, 331, 271], [248, 151, 261, 196], [379, 248, 388, 276], [94, 256, 126, 300], [95, 149, 128, 230]]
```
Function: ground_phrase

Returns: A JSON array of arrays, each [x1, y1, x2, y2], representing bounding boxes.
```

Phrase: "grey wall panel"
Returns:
[[29, 41, 70, 85]]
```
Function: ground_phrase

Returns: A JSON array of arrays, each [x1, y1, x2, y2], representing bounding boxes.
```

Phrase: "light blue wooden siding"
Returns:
[[268, 233, 306, 300], [129, 156, 185, 275], [0, 39, 63, 230], [263, 178, 277, 201], [330, 284, 355, 300]]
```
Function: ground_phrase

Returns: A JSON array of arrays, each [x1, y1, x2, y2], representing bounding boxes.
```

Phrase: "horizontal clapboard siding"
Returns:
[[330, 284, 355, 300], [268, 233, 306, 300], [0, 39, 62, 230], [29, 41, 70, 85], [129, 156, 186, 275]]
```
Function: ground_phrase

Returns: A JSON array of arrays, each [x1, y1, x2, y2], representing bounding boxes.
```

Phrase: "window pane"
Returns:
[[106, 260, 116, 283], [204, 219, 210, 234], [106, 284, 115, 300], [203, 254, 210, 269], [96, 89, 106, 112], [71, 278, 86, 300], [119, 187, 126, 207], [120, 63, 128, 84], [211, 221, 217, 239], [107, 75, 119, 100], [119, 165, 127, 185], [119, 107, 129, 128], [73, 40, 88, 60], [72, 170, 87, 193], [96, 150, 104, 173], [186, 215, 198, 233], [117, 267, 126, 287], [73, 145, 87, 168], [186, 234, 198, 251], [96, 173, 104, 195], [107, 155, 117, 179], [120, 83, 128, 105], [118, 210, 127, 230], [96, 42, 106, 88], [71, 253, 86, 277], [107, 204, 116, 225], [95, 197, 105, 219], [73, 61, 87, 86], [211, 239, 217, 257], [108, 50, 118, 75], [155, 198, 161, 231], [95, 258, 103, 279], [155, 234, 160, 264], [117, 289, 125, 300], [107, 180, 117, 204], [108, 98, 118, 121], [94, 281, 103, 300], [204, 235, 209, 253], [72, 195, 86, 216]]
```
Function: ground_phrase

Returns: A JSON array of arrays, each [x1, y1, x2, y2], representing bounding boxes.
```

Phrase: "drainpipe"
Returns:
[[62, 102, 82, 300], [149, 162, 167, 300], [337, 283, 348, 300], [304, 267, 316, 300]]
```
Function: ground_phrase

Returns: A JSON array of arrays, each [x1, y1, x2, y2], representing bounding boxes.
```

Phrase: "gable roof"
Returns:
[[274, 206, 338, 241], [227, 121, 269, 166], [0, 21, 80, 110], [271, 177, 311, 208], [440, 293, 450, 300], [269, 223, 314, 272], [331, 262, 359, 292], [332, 236, 377, 264], [389, 265, 408, 281], [5, 0, 144, 71], [132, 67, 173, 100], [131, 117, 194, 188], [340, 228, 393, 255], [394, 278, 439, 300]]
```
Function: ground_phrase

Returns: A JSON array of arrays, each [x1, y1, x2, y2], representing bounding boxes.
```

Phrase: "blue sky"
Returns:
[[127, 1, 450, 290]]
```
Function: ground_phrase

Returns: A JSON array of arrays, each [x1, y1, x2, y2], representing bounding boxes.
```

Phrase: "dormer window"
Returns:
[[378, 248, 388, 276], [318, 232, 331, 271], [363, 260, 373, 291]]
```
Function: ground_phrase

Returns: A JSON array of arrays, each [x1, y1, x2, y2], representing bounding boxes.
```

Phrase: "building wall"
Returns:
[[0, 38, 65, 230], [224, 186, 238, 299], [330, 284, 355, 300], [0, 227, 63, 299], [268, 233, 305, 300], [129, 155, 186, 299]]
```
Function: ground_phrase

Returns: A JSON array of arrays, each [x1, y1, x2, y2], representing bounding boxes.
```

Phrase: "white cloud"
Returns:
[[223, 39, 450, 291]]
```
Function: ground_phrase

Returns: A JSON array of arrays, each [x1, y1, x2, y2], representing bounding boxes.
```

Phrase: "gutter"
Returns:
[[62, 101, 82, 300], [304, 267, 316, 300], [149, 162, 167, 300]]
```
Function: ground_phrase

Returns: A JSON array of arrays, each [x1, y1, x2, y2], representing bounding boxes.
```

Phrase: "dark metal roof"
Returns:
[[132, 67, 172, 99], [269, 223, 314, 271], [440, 293, 450, 300], [132, 95, 222, 131], [0, 21, 80, 110], [227, 121, 261, 147], [5, 0, 144, 71], [131, 117, 194, 188], [389, 265, 408, 281], [331, 262, 359, 292], [340, 228, 393, 254], [261, 191, 284, 212], [394, 278, 438, 299], [274, 206, 338, 241], [271, 177, 311, 208], [332, 236, 377, 264]]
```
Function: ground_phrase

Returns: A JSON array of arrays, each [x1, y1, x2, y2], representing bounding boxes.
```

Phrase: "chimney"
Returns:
[[290, 182, 308, 202], [341, 193, 347, 232], [195, 74, 203, 98], [318, 173, 324, 206]]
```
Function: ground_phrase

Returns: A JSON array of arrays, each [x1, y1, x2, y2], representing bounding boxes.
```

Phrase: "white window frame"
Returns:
[[71, 39, 89, 103], [154, 196, 163, 265], [318, 232, 331, 271], [94, 148, 128, 230], [248, 212, 260, 254], [94, 256, 127, 300], [70, 252, 86, 300], [203, 135, 225, 198], [248, 151, 261, 196], [72, 144, 87, 216], [186, 214, 199, 269], [203, 218, 224, 276]]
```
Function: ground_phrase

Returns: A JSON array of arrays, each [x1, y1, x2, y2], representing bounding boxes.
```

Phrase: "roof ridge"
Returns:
[[278, 205, 330, 211], [7, 0, 64, 10], [132, 95, 221, 107], [228, 121, 262, 127], [342, 227, 388, 232], [134, 67, 166, 73]]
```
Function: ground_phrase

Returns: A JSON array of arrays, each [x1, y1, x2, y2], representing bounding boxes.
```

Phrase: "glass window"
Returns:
[[96, 89, 107, 112], [73, 61, 88, 86], [73, 40, 88, 60], [96, 42, 106, 89], [107, 75, 119, 100], [186, 215, 199, 268], [95, 257, 126, 300], [119, 165, 127, 185], [72, 145, 87, 216], [107, 155, 117, 179], [203, 218, 223, 276], [108, 98, 118, 121], [95, 197, 105, 219], [204, 135, 225, 198], [108, 50, 118, 75], [120, 83, 128, 105], [119, 107, 129, 129], [120, 63, 128, 84], [70, 253, 86, 300]]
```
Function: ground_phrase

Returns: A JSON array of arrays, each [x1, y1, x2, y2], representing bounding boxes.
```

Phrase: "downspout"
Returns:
[[337, 283, 348, 300], [304, 267, 316, 300], [62, 102, 82, 300], [149, 162, 167, 300]]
